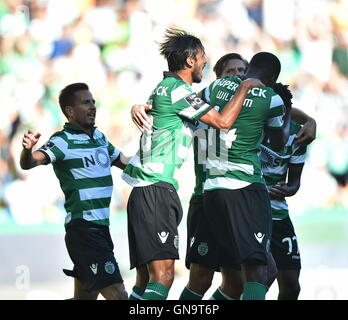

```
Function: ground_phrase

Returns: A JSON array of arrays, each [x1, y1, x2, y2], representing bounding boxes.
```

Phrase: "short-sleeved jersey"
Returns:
[[38, 123, 120, 226], [122, 72, 212, 190], [260, 120, 307, 220], [203, 76, 286, 191]]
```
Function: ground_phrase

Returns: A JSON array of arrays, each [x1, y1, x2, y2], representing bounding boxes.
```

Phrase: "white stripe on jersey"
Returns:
[[206, 159, 254, 175], [204, 177, 251, 190], [121, 172, 154, 188], [267, 115, 284, 128], [270, 199, 288, 211], [79, 186, 113, 201], [177, 144, 190, 160], [289, 154, 306, 164], [179, 103, 211, 120], [82, 207, 110, 221], [70, 166, 111, 180], [129, 155, 165, 174], [171, 84, 191, 103], [270, 94, 284, 109]]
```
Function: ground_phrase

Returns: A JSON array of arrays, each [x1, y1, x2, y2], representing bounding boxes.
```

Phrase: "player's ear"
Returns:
[[185, 56, 194, 69], [65, 105, 74, 118]]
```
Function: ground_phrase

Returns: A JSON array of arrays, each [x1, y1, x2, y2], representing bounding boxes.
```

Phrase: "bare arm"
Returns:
[[199, 78, 264, 129], [265, 107, 292, 152], [20, 130, 48, 170], [291, 107, 316, 145], [113, 152, 132, 170], [268, 164, 304, 200]]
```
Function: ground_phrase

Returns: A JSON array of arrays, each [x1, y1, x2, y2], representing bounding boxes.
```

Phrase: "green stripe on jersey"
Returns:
[[38, 123, 120, 226]]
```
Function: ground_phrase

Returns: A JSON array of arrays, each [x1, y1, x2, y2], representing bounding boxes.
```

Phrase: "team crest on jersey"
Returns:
[[198, 242, 208, 256], [185, 93, 205, 110], [174, 235, 179, 249], [95, 149, 110, 168], [104, 261, 115, 274]]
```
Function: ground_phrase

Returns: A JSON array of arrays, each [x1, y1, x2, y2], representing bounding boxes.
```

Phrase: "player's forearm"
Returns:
[[20, 148, 37, 170], [114, 152, 131, 170], [218, 81, 251, 129], [268, 111, 291, 151], [291, 108, 313, 125]]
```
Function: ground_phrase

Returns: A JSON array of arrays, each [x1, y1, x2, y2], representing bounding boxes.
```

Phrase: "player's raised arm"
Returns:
[[199, 78, 264, 129], [20, 130, 48, 169]]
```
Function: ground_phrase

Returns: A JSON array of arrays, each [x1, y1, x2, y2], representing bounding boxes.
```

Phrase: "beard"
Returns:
[[192, 67, 202, 83]]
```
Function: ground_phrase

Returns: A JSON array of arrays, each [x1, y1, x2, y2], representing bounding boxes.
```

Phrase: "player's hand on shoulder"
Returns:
[[241, 78, 265, 89], [22, 130, 41, 150], [131, 104, 153, 132], [295, 117, 316, 145]]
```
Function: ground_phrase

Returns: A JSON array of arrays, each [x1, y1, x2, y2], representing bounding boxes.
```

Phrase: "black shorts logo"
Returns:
[[185, 93, 206, 110]]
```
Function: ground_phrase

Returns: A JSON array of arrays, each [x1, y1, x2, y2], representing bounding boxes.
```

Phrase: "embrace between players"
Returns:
[[20, 27, 316, 300]]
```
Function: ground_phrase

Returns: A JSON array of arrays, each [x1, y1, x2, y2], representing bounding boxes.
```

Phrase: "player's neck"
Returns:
[[68, 120, 93, 137], [176, 70, 193, 85]]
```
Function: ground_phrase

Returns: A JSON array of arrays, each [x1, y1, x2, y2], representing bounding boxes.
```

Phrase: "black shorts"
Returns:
[[185, 195, 239, 271], [271, 217, 301, 270], [203, 183, 272, 266], [185, 195, 217, 270], [127, 182, 183, 269], [64, 219, 123, 292]]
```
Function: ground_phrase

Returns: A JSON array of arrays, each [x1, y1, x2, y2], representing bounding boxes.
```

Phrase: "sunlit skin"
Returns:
[[192, 50, 208, 83], [220, 59, 247, 78], [67, 90, 96, 136]]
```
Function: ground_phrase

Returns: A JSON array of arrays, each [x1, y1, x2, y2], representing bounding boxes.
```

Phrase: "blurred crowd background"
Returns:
[[1, 0, 348, 227]]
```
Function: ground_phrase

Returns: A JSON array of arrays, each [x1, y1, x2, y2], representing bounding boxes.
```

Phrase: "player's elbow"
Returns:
[[20, 164, 30, 170], [214, 119, 231, 130]]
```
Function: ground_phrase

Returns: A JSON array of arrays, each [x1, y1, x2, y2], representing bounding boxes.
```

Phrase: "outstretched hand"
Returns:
[[22, 130, 41, 150], [131, 104, 153, 132]]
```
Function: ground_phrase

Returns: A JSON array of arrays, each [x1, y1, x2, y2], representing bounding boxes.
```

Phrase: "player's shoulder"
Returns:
[[50, 129, 67, 140], [267, 89, 284, 108]]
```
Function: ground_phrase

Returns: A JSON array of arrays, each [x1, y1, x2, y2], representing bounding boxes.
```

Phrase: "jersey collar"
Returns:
[[163, 71, 183, 81], [64, 123, 97, 136]]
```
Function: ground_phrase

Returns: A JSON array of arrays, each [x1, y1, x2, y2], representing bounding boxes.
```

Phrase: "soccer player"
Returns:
[[122, 27, 263, 300], [260, 83, 307, 300], [20, 83, 129, 300], [182, 53, 250, 300], [189, 52, 291, 300]]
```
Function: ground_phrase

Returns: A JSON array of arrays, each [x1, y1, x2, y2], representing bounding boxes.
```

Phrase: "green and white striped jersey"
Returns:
[[38, 123, 120, 226], [122, 72, 212, 190], [260, 121, 307, 220], [202, 76, 286, 191]]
